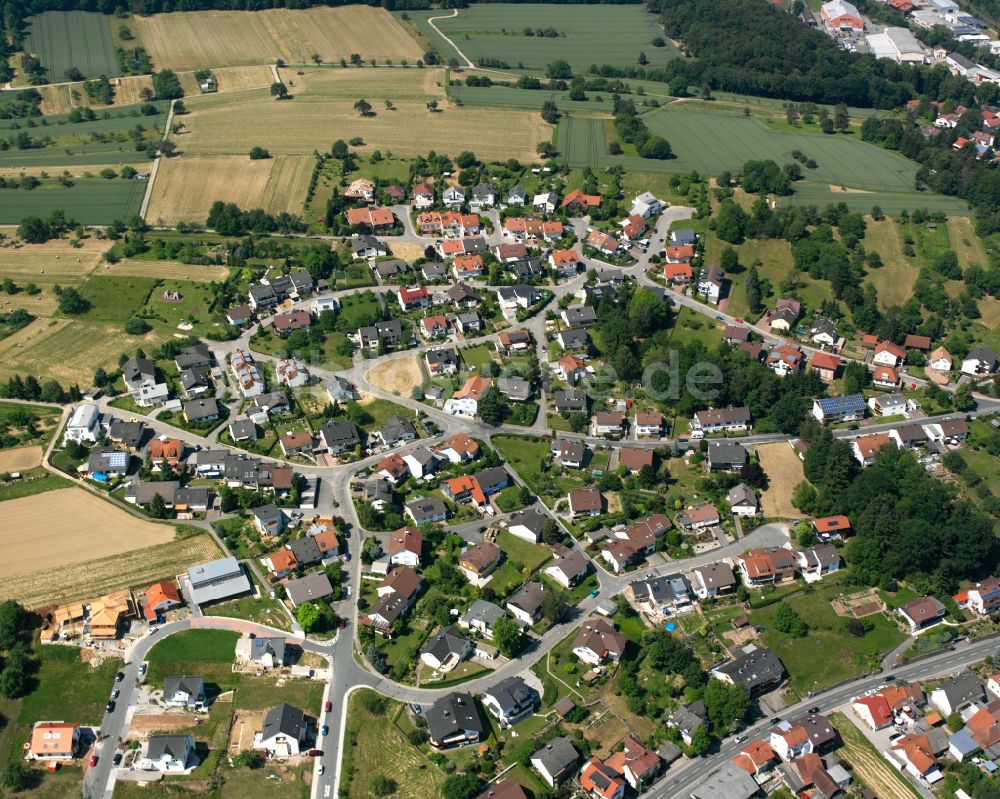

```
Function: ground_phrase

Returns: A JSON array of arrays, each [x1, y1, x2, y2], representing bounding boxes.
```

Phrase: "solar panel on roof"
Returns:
[[818, 394, 865, 412]]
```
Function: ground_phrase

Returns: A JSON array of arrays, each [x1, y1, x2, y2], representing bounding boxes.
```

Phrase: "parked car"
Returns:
[[111, 689, 120, 700], [324, 701, 332, 712], [113, 753, 123, 766], [106, 700, 116, 713], [321, 725, 329, 736], [89, 755, 99, 767], [114, 672, 125, 682]]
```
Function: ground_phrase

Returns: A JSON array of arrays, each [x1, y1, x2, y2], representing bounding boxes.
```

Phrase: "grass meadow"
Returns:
[[24, 11, 120, 80], [409, 4, 679, 71]]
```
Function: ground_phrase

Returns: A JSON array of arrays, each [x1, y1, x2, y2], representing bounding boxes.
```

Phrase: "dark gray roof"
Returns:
[[284, 572, 333, 606], [288, 535, 322, 566], [712, 646, 784, 693], [108, 419, 146, 448], [531, 736, 578, 780], [934, 672, 984, 708], [496, 376, 531, 401], [351, 235, 384, 254], [690, 761, 761, 799], [507, 581, 545, 616], [422, 626, 470, 663], [406, 495, 447, 523], [460, 599, 506, 627], [122, 356, 155, 383], [508, 507, 548, 536], [183, 398, 220, 421], [558, 327, 589, 347], [554, 389, 587, 412], [163, 676, 204, 699], [320, 420, 361, 448], [708, 441, 747, 465], [379, 415, 416, 444], [262, 703, 305, 741], [426, 692, 484, 742], [174, 344, 212, 371], [146, 735, 193, 762], [484, 676, 537, 715], [562, 305, 597, 326]]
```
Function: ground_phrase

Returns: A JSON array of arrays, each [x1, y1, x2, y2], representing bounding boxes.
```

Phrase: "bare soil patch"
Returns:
[[131, 714, 200, 734], [228, 709, 266, 751], [756, 442, 806, 519], [365, 355, 424, 396]]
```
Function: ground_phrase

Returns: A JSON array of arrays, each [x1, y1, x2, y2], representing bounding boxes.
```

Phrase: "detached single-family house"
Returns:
[[482, 676, 538, 728], [795, 544, 841, 582], [572, 618, 627, 665], [727, 483, 758, 517], [458, 599, 506, 639], [140, 735, 196, 773], [962, 347, 999, 376], [531, 737, 579, 787], [254, 703, 307, 758], [426, 692, 483, 749], [163, 676, 206, 708], [812, 395, 865, 425], [898, 596, 947, 632]]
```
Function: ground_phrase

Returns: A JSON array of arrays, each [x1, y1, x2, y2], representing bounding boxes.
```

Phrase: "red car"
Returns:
[[89, 755, 99, 767], [324, 701, 332, 712]]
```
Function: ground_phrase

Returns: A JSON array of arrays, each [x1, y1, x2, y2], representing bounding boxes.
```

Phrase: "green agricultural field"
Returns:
[[411, 5, 679, 72], [24, 11, 121, 81], [781, 183, 970, 215], [0, 178, 145, 224], [76, 275, 158, 322]]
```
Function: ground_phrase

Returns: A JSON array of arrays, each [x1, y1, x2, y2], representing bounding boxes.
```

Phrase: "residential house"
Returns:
[[426, 692, 483, 749], [962, 346, 999, 376], [140, 735, 195, 772], [698, 265, 725, 304], [922, 418, 969, 443], [533, 192, 559, 214], [711, 645, 785, 695], [967, 576, 1000, 615], [471, 183, 497, 209], [402, 446, 439, 479], [398, 285, 431, 311], [572, 618, 627, 665], [142, 580, 183, 622], [580, 757, 626, 799], [482, 676, 538, 728], [930, 673, 985, 717], [692, 406, 752, 435], [568, 488, 603, 518], [731, 739, 777, 780], [421, 626, 472, 671], [64, 403, 100, 443], [507, 185, 527, 206], [689, 762, 760, 799], [929, 346, 953, 371], [553, 438, 586, 468], [767, 342, 804, 376], [420, 314, 450, 339], [632, 192, 665, 219], [592, 411, 627, 437], [507, 508, 549, 543], [810, 352, 842, 383], [284, 573, 334, 608], [707, 441, 747, 471], [664, 262, 693, 285], [272, 310, 311, 337], [442, 186, 465, 207], [586, 229, 619, 255], [163, 676, 206, 708], [795, 544, 840, 582], [225, 305, 252, 327], [447, 282, 480, 308], [553, 389, 587, 414], [458, 541, 503, 583], [122, 356, 169, 407], [497, 329, 532, 355], [678, 503, 720, 530], [810, 319, 839, 347], [617, 446, 653, 473], [887, 733, 942, 784], [557, 354, 589, 384], [738, 547, 796, 586], [812, 395, 865, 424], [108, 419, 146, 450], [634, 412, 664, 437], [890, 423, 928, 449], [496, 376, 531, 401], [436, 433, 480, 463], [770, 722, 813, 762], [604, 737, 662, 790], [412, 182, 435, 208], [376, 415, 417, 447], [690, 562, 738, 599], [319, 420, 361, 454], [627, 573, 693, 619], [667, 702, 708, 746], [562, 305, 598, 327], [254, 703, 307, 758], [235, 635, 286, 669], [727, 483, 758, 517], [405, 495, 448, 525], [562, 188, 601, 214], [445, 375, 490, 416], [496, 284, 539, 313], [768, 298, 801, 332], [426, 347, 459, 376], [388, 526, 422, 567], [852, 433, 893, 466], [531, 737, 579, 787], [349, 235, 387, 260], [366, 566, 424, 631], [874, 340, 906, 368], [459, 599, 507, 639], [898, 596, 947, 632], [507, 582, 546, 626], [873, 365, 899, 388], [28, 722, 81, 761], [545, 545, 590, 589], [813, 515, 852, 540]]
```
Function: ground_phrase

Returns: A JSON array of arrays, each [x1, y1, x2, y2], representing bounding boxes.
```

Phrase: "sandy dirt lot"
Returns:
[[228, 709, 266, 751], [389, 243, 428, 262], [756, 442, 807, 519], [98, 259, 230, 282], [0, 487, 176, 579], [131, 715, 200, 734], [0, 445, 43, 471], [365, 355, 425, 396]]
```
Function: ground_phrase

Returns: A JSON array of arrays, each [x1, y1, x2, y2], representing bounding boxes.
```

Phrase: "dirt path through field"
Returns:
[[0, 487, 176, 579], [0, 445, 42, 471], [756, 442, 807, 519], [365, 355, 425, 396]]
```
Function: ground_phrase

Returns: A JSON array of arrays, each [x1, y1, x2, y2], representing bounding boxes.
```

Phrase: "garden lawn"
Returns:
[[0, 469, 71, 501], [492, 435, 551, 496], [337, 293, 381, 327], [958, 448, 1000, 495], [461, 344, 496, 372], [751, 578, 905, 693], [666, 305, 724, 348], [18, 645, 123, 725], [343, 689, 444, 799], [496, 529, 551, 572]]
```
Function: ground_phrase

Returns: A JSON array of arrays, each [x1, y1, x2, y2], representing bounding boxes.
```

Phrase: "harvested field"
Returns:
[[947, 215, 988, 268], [0, 531, 220, 608], [365, 355, 425, 396], [0, 163, 148, 178], [756, 442, 806, 519], [98, 259, 230, 281], [862, 218, 919, 308], [0, 318, 172, 385], [133, 7, 422, 71], [36, 75, 155, 115], [830, 713, 921, 799], [0, 488, 176, 579], [176, 88, 548, 163], [0, 445, 43, 471], [0, 238, 106, 288], [145, 154, 314, 226], [177, 65, 275, 96], [276, 65, 441, 99]]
